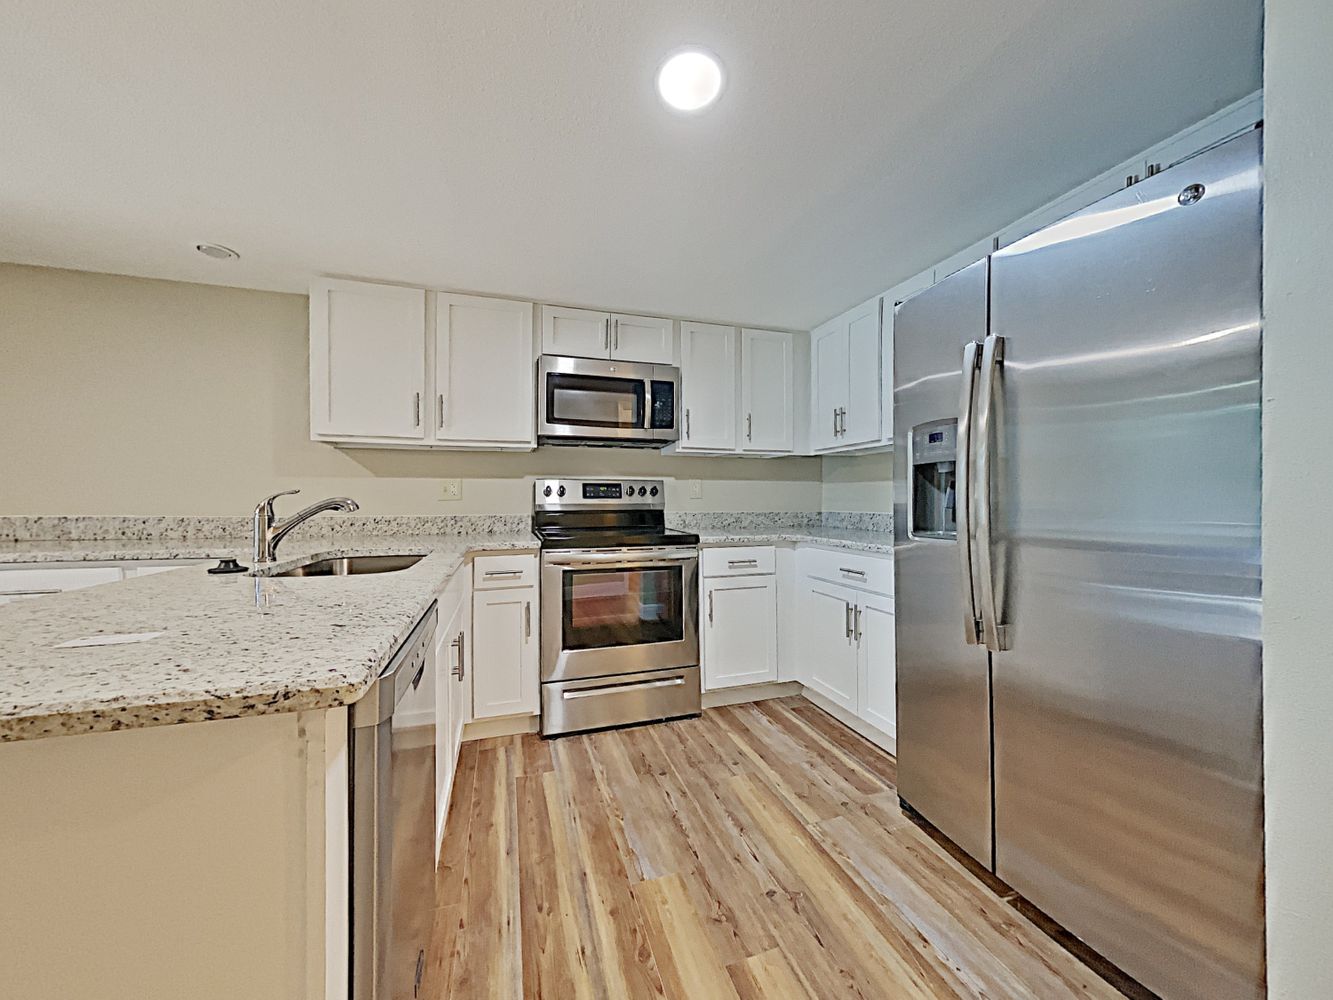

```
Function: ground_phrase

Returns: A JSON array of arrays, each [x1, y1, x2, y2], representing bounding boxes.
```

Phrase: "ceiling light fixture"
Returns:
[[656, 48, 724, 113], [195, 243, 239, 260]]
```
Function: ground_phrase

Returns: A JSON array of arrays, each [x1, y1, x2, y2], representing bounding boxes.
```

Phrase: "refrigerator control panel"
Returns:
[[912, 420, 956, 465]]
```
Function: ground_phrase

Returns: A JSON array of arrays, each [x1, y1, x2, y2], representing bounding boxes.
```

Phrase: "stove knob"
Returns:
[[624, 483, 634, 495], [557, 485, 567, 497], [543, 485, 553, 497], [649, 486, 659, 497], [638, 486, 648, 497]]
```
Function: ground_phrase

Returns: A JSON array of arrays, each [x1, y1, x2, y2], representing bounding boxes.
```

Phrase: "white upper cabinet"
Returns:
[[678, 321, 738, 452], [434, 293, 536, 448], [809, 296, 880, 452], [540, 305, 610, 358], [810, 318, 846, 451], [540, 305, 675, 363], [310, 278, 427, 440], [739, 329, 795, 454], [611, 313, 675, 364], [842, 299, 882, 447]]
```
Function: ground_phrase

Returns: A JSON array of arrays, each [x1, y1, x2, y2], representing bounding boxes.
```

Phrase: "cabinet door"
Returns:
[[842, 298, 882, 446], [855, 593, 896, 738], [739, 329, 794, 453], [434, 600, 461, 853], [435, 293, 535, 447], [801, 581, 859, 711], [703, 576, 778, 689], [809, 319, 846, 451], [471, 587, 539, 719], [310, 278, 426, 439], [611, 313, 674, 364], [678, 322, 738, 451], [540, 305, 610, 358]]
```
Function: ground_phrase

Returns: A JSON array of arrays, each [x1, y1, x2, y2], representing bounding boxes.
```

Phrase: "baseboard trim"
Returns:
[[799, 688, 897, 755], [702, 680, 803, 709], [462, 714, 540, 741]]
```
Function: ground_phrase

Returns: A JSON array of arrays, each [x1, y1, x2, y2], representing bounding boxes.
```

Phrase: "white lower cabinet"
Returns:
[[855, 592, 896, 737], [471, 554, 539, 720], [801, 580, 860, 711], [703, 575, 778, 689], [795, 547, 896, 743]]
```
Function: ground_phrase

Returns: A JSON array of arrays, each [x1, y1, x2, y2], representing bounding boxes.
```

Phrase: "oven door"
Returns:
[[537, 355, 677, 444], [541, 547, 699, 682]]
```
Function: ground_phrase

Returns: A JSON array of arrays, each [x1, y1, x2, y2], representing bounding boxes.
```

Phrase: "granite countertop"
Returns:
[[0, 532, 537, 743], [695, 526, 893, 554]]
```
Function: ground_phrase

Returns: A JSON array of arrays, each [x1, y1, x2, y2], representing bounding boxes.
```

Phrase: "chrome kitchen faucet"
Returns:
[[252, 490, 359, 566]]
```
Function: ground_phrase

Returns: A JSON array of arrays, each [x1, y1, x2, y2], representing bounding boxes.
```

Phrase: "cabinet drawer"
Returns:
[[701, 546, 776, 577], [797, 547, 893, 595], [473, 553, 537, 590], [0, 565, 123, 597]]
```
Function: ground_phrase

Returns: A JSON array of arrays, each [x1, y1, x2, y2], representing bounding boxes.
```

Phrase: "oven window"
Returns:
[[546, 373, 645, 429], [563, 567, 684, 650]]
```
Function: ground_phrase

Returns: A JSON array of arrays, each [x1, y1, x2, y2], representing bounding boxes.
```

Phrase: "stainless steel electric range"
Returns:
[[533, 478, 701, 737]]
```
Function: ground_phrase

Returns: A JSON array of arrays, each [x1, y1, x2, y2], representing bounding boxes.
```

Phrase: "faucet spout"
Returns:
[[252, 491, 360, 566]]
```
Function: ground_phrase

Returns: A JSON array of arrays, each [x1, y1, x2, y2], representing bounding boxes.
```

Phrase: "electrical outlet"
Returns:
[[688, 479, 704, 500], [440, 479, 462, 501]]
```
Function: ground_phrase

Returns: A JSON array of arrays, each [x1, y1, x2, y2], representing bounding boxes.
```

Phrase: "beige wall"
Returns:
[[1261, 1, 1333, 994], [0, 264, 822, 516], [821, 453, 892, 513]]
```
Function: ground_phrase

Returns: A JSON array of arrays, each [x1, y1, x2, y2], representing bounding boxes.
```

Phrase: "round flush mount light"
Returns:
[[195, 242, 240, 260], [656, 48, 724, 113]]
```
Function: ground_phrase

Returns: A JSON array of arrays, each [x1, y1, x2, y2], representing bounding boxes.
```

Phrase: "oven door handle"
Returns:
[[545, 550, 698, 568]]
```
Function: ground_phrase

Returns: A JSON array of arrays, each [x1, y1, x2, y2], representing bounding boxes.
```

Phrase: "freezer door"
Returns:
[[987, 130, 1263, 1000], [893, 258, 993, 868]]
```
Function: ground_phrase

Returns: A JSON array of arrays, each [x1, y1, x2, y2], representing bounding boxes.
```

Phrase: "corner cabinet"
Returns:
[[810, 296, 881, 452], [676, 321, 738, 452], [739, 329, 795, 454], [310, 278, 537, 450]]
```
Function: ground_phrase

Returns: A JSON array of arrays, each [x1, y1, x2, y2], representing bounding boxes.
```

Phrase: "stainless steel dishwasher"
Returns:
[[350, 604, 437, 1000]]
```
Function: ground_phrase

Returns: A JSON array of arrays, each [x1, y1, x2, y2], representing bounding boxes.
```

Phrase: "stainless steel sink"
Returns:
[[270, 554, 424, 577]]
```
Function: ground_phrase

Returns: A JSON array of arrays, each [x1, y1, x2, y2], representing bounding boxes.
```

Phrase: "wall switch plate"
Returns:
[[688, 479, 704, 500], [440, 479, 462, 501]]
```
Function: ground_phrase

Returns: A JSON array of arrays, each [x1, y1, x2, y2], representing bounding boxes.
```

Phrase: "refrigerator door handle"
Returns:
[[974, 333, 1010, 651], [957, 339, 984, 645]]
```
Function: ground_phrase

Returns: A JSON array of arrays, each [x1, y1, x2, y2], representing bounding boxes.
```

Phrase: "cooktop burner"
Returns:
[[532, 478, 698, 551]]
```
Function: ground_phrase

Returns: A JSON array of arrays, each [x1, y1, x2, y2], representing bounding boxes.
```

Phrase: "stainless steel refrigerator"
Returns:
[[893, 128, 1264, 1000]]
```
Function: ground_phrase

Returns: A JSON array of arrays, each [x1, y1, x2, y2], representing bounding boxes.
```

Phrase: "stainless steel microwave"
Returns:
[[537, 355, 680, 447]]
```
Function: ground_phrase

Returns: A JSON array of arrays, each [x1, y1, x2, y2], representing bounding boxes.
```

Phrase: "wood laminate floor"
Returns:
[[422, 697, 1126, 999]]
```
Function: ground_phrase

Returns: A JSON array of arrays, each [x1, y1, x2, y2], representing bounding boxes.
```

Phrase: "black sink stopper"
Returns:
[[207, 558, 249, 575]]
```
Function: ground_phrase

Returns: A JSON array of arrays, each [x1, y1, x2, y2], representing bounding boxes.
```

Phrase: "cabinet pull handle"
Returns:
[[604, 317, 610, 351], [832, 407, 838, 438], [854, 605, 863, 642], [525, 601, 532, 639], [483, 569, 523, 578], [844, 601, 854, 640], [685, 409, 691, 439], [839, 567, 866, 578], [746, 413, 753, 441], [450, 633, 465, 679], [438, 393, 445, 429], [414, 392, 421, 427], [613, 318, 619, 351], [728, 559, 758, 568], [708, 589, 714, 625]]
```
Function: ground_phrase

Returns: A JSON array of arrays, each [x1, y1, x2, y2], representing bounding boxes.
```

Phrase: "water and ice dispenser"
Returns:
[[911, 420, 957, 539]]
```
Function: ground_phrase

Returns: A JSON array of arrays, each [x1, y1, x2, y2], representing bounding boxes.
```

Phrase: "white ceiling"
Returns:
[[0, 1, 1260, 330]]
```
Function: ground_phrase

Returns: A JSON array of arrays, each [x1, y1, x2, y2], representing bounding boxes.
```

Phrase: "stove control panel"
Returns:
[[534, 478, 666, 510]]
